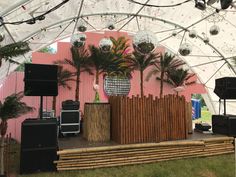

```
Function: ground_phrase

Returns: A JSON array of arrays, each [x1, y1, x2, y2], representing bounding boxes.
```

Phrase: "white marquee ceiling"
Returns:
[[1, 0, 236, 114]]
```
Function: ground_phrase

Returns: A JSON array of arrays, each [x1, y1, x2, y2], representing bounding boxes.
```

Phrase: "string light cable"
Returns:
[[0, 0, 70, 27], [127, 0, 192, 7]]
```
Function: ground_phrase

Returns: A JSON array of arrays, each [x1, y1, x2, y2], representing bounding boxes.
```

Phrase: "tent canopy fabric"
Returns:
[[0, 0, 236, 114]]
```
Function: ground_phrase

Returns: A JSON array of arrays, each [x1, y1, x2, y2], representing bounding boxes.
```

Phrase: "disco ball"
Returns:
[[70, 33, 86, 47], [77, 25, 87, 32], [189, 30, 197, 38], [133, 30, 158, 54], [179, 43, 192, 56], [210, 25, 220, 35], [77, 20, 87, 32], [106, 21, 115, 30], [203, 36, 210, 44], [99, 38, 113, 52]]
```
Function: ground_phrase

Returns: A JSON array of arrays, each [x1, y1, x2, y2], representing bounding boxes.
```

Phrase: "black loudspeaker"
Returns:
[[212, 115, 236, 136], [62, 100, 80, 110], [214, 77, 236, 99], [20, 118, 58, 174], [24, 64, 58, 96]]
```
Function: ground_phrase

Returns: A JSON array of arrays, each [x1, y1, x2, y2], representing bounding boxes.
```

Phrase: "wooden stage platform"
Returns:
[[55, 132, 235, 171]]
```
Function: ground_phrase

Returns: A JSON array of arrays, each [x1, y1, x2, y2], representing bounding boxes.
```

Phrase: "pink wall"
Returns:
[[0, 31, 206, 142]]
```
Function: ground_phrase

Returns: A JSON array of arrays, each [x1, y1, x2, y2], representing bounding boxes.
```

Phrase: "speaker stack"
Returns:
[[212, 77, 236, 136], [21, 64, 59, 174], [20, 118, 58, 174], [60, 100, 80, 135]]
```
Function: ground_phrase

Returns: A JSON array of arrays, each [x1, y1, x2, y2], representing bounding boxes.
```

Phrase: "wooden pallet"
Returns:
[[55, 137, 234, 171]]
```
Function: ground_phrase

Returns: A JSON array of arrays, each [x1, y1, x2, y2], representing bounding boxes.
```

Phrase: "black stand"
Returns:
[[223, 99, 226, 115], [219, 99, 227, 116], [39, 96, 43, 119]]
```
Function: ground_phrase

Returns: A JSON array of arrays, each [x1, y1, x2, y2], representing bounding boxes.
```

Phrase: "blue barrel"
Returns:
[[191, 99, 201, 119]]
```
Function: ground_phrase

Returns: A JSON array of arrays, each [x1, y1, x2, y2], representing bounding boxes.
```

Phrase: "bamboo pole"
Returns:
[[58, 140, 205, 155], [56, 148, 234, 170], [57, 150, 234, 171]]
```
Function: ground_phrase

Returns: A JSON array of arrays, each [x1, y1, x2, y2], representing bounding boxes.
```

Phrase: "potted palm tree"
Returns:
[[127, 50, 159, 97], [0, 92, 34, 176], [147, 52, 185, 98], [56, 46, 92, 101], [167, 68, 196, 95]]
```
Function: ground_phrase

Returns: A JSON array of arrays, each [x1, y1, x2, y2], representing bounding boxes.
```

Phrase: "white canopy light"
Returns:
[[77, 20, 87, 32]]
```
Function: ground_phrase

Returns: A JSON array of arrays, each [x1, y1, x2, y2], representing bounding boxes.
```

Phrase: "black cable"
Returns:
[[0, 0, 70, 27], [127, 0, 192, 7]]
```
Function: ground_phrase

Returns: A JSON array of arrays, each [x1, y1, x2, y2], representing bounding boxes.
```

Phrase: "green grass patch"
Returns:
[[193, 107, 212, 124], [7, 141, 235, 177], [18, 154, 234, 177]]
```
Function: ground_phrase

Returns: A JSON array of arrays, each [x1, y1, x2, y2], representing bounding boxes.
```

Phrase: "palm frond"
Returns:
[[57, 66, 75, 90], [0, 41, 30, 61], [167, 68, 195, 87], [0, 92, 34, 121]]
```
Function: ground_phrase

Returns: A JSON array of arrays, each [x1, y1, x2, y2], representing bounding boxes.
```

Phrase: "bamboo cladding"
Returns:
[[55, 137, 234, 171], [109, 94, 189, 144]]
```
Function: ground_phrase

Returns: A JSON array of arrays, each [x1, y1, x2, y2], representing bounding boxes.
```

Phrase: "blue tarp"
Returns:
[[191, 99, 201, 119]]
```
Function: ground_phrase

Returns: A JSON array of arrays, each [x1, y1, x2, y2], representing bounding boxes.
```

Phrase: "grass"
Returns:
[[7, 143, 235, 177], [7, 107, 234, 177], [193, 107, 212, 124], [17, 154, 235, 177]]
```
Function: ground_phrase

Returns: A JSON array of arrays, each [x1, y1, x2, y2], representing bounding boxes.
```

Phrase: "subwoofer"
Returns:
[[214, 77, 236, 99], [20, 118, 58, 174], [24, 64, 58, 96], [212, 114, 236, 136]]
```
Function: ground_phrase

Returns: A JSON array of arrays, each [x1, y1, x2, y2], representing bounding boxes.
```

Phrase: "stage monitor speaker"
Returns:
[[212, 114, 236, 136], [20, 118, 58, 174], [214, 77, 236, 99], [24, 63, 58, 96]]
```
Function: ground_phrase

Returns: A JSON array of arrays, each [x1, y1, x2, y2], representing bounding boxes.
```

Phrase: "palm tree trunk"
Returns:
[[140, 70, 144, 97], [95, 69, 99, 85], [0, 120, 7, 176], [0, 136, 4, 175], [160, 71, 164, 98], [52, 96, 56, 116], [75, 73, 80, 101]]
